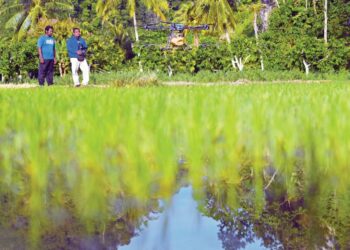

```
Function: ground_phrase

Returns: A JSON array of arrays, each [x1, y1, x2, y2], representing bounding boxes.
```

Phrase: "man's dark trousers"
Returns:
[[38, 59, 54, 86]]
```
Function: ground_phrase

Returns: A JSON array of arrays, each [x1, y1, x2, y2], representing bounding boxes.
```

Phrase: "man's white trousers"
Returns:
[[70, 58, 89, 86]]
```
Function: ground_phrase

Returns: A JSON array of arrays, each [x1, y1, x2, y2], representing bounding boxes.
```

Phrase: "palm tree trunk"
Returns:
[[260, 0, 278, 32], [313, 0, 317, 13], [194, 31, 199, 47], [225, 29, 231, 44], [324, 0, 328, 44], [254, 12, 264, 71], [133, 13, 139, 42], [274, 0, 280, 7], [59, 62, 63, 77]]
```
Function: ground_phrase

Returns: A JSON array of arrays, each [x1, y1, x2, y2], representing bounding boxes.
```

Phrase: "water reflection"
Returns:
[[0, 194, 160, 250], [201, 170, 347, 250], [2, 175, 350, 249], [120, 186, 266, 250]]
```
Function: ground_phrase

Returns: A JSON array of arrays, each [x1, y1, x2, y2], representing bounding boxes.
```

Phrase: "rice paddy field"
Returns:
[[1, 82, 350, 249]]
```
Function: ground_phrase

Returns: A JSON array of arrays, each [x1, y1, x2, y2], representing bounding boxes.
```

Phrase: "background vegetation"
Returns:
[[0, 0, 349, 82]]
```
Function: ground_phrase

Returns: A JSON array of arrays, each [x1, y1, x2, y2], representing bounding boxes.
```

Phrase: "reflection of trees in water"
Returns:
[[216, 208, 256, 250], [202, 163, 350, 250], [44, 197, 161, 250], [0, 194, 161, 250]]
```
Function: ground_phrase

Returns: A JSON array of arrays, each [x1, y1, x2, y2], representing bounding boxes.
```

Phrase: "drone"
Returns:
[[142, 21, 211, 50]]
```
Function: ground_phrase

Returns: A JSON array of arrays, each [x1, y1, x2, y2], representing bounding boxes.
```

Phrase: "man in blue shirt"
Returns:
[[37, 25, 56, 86], [66, 28, 89, 87]]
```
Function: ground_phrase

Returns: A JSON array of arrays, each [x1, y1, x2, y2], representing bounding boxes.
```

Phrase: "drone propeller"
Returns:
[[186, 24, 210, 31], [160, 21, 212, 26], [142, 21, 212, 31], [142, 23, 168, 31]]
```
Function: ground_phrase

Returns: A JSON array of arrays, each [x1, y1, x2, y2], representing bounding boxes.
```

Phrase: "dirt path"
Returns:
[[0, 80, 333, 89], [0, 84, 108, 89], [163, 79, 332, 86], [0, 84, 37, 89]]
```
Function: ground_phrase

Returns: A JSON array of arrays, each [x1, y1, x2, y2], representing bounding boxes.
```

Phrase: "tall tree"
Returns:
[[96, 0, 168, 42], [260, 0, 278, 32], [323, 0, 328, 44], [179, 0, 236, 43]]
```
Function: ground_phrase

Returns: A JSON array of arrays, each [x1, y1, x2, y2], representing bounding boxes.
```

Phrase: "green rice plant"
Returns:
[[1, 83, 350, 247]]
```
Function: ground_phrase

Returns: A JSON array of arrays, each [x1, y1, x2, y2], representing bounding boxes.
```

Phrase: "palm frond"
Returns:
[[44, 1, 74, 17], [0, 3, 24, 17], [4, 11, 26, 30], [127, 0, 136, 17], [145, 0, 168, 20], [96, 0, 121, 22], [17, 14, 32, 39]]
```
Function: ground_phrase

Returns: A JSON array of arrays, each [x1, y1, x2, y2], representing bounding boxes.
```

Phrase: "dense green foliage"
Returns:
[[0, 0, 348, 82], [260, 2, 350, 72]]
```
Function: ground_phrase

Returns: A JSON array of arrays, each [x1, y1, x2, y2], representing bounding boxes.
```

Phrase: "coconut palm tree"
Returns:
[[194, 0, 236, 43], [0, 0, 73, 40], [176, 0, 236, 43], [174, 1, 202, 47], [96, 0, 168, 42], [96, 0, 120, 24]]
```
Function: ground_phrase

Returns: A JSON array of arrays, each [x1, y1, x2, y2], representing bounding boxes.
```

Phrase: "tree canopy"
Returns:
[[0, 0, 348, 80]]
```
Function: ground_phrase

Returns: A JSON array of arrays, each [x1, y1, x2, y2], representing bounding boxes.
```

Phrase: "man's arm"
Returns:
[[38, 48, 44, 64], [37, 37, 44, 64], [82, 39, 88, 50], [54, 47, 57, 64]]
